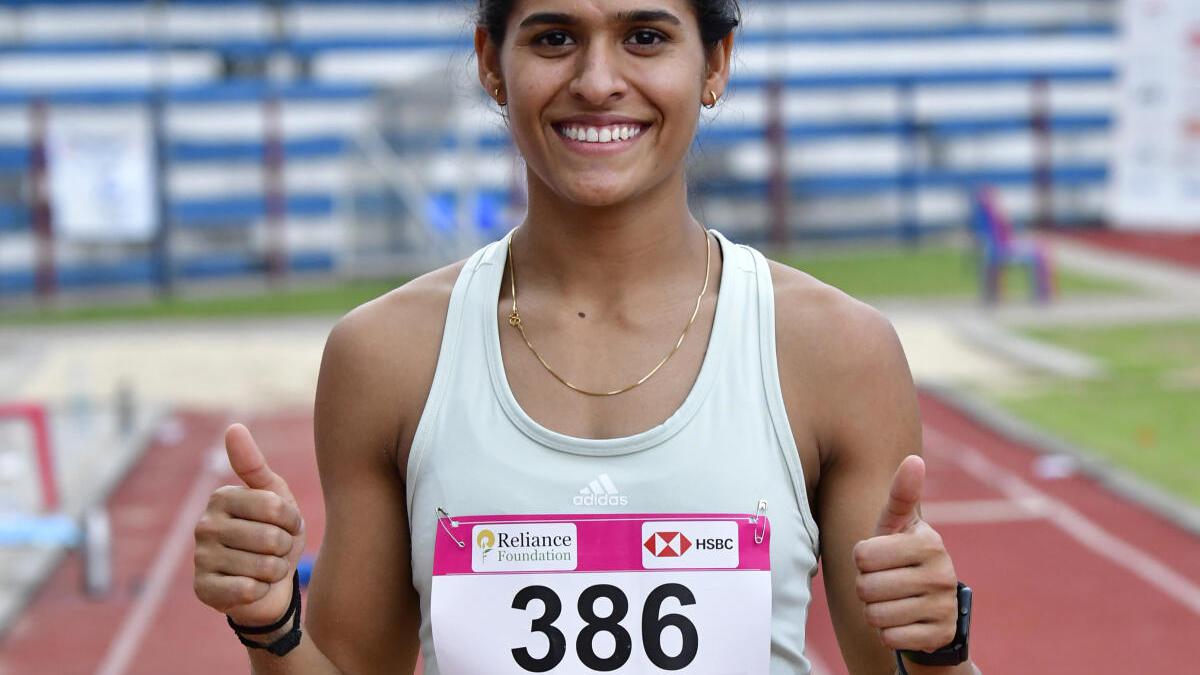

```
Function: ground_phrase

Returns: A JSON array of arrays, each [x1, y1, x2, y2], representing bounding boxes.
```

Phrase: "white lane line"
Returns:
[[924, 426, 1200, 616], [921, 497, 1049, 525], [94, 424, 231, 675]]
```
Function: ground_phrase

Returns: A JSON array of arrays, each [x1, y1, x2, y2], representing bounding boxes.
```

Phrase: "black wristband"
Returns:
[[227, 570, 303, 657], [897, 582, 973, 670]]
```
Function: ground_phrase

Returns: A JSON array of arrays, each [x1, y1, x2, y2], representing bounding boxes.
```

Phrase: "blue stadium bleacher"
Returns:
[[0, 0, 1121, 294]]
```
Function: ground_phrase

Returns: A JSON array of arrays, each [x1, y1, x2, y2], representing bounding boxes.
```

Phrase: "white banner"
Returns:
[[431, 513, 772, 675], [1110, 0, 1200, 230], [47, 108, 157, 242]]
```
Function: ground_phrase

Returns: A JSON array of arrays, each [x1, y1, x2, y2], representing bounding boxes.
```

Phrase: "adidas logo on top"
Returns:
[[574, 473, 629, 507]]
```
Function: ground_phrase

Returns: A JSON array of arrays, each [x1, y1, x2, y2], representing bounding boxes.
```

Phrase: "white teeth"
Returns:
[[559, 124, 643, 144]]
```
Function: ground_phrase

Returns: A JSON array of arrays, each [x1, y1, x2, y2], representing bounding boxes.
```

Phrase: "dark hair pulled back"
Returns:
[[477, 1, 741, 50]]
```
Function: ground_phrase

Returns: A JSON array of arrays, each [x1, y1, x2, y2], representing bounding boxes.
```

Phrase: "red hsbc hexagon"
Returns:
[[643, 531, 693, 557]]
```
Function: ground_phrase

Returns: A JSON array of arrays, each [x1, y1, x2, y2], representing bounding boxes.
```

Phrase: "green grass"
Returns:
[[0, 243, 1130, 325], [989, 322, 1200, 505], [775, 245, 1130, 299], [0, 277, 410, 325]]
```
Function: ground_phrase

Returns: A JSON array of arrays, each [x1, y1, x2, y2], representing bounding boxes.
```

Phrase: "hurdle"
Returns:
[[0, 402, 57, 512], [0, 401, 112, 597]]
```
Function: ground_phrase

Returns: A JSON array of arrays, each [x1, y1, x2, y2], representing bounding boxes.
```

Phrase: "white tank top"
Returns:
[[406, 229, 821, 674]]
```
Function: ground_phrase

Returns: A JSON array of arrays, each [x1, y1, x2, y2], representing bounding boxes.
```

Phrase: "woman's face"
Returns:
[[478, 0, 730, 208]]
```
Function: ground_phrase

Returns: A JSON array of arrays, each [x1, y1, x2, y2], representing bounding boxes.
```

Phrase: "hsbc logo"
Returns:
[[641, 521, 740, 570], [643, 531, 692, 558]]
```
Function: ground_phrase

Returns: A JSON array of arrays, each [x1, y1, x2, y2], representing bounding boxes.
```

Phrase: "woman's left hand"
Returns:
[[852, 455, 960, 653]]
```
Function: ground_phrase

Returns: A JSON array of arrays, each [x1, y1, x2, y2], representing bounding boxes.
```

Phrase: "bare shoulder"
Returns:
[[765, 259, 914, 461], [767, 259, 905, 378], [319, 259, 468, 471], [327, 259, 465, 370]]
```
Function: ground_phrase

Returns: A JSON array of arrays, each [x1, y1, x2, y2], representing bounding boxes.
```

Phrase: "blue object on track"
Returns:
[[0, 514, 80, 547], [297, 553, 316, 588]]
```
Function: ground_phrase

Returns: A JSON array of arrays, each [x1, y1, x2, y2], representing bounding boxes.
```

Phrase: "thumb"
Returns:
[[874, 454, 925, 536], [225, 423, 294, 502]]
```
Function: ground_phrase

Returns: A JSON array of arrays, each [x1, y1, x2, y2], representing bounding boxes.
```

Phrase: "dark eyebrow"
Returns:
[[518, 12, 578, 29], [517, 9, 682, 30], [614, 10, 682, 26]]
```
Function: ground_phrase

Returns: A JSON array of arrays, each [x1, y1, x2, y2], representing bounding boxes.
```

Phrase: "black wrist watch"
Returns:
[[227, 570, 304, 657], [896, 582, 972, 673]]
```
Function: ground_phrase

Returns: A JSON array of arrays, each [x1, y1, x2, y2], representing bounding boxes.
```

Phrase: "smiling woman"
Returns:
[[476, 0, 735, 208], [191, 3, 981, 675]]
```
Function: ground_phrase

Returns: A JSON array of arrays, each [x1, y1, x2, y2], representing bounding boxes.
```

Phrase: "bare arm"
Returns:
[[192, 307, 416, 675], [771, 266, 978, 675], [817, 305, 979, 675], [293, 305, 423, 674], [195, 262, 461, 674], [225, 304, 420, 674], [298, 263, 461, 674]]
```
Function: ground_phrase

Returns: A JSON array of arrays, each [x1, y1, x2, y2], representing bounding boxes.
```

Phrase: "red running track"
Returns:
[[1059, 229, 1200, 272], [2, 393, 1199, 674]]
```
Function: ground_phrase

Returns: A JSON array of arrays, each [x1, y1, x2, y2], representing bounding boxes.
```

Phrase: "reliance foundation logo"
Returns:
[[476, 529, 497, 561], [471, 523, 578, 573]]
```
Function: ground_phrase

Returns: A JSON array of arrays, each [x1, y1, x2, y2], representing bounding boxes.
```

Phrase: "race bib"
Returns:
[[431, 512, 771, 674]]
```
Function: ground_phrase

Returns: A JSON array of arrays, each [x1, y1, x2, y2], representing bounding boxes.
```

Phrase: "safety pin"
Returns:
[[752, 498, 768, 545], [436, 507, 465, 548]]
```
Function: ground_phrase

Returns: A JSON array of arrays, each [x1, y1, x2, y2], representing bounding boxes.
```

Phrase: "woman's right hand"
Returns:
[[193, 423, 308, 628]]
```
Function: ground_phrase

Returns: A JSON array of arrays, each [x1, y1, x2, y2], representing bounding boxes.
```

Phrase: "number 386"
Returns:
[[512, 583, 699, 672]]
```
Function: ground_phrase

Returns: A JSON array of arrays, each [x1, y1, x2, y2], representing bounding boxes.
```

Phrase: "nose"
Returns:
[[567, 41, 627, 106]]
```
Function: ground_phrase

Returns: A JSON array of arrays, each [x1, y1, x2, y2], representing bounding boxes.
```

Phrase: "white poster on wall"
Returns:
[[1110, 0, 1200, 230], [47, 107, 157, 242]]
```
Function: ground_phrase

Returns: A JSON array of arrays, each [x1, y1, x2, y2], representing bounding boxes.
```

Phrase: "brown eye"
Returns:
[[535, 30, 574, 48], [627, 29, 666, 47]]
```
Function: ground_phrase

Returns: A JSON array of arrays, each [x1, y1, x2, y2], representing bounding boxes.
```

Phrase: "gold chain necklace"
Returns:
[[506, 226, 712, 397]]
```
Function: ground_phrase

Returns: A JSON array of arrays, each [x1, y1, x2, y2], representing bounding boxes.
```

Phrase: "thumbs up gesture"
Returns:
[[853, 455, 959, 654], [193, 424, 307, 627]]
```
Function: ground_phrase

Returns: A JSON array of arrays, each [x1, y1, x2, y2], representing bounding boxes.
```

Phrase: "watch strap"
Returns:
[[898, 582, 972, 669], [228, 570, 303, 657]]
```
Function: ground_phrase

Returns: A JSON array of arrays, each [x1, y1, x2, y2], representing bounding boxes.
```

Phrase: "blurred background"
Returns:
[[0, 0, 1197, 673]]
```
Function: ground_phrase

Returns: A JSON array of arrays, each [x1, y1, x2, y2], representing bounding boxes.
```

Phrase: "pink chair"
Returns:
[[969, 186, 1056, 303]]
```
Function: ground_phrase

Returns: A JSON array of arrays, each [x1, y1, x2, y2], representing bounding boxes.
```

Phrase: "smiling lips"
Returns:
[[557, 123, 644, 144], [549, 120, 652, 153]]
